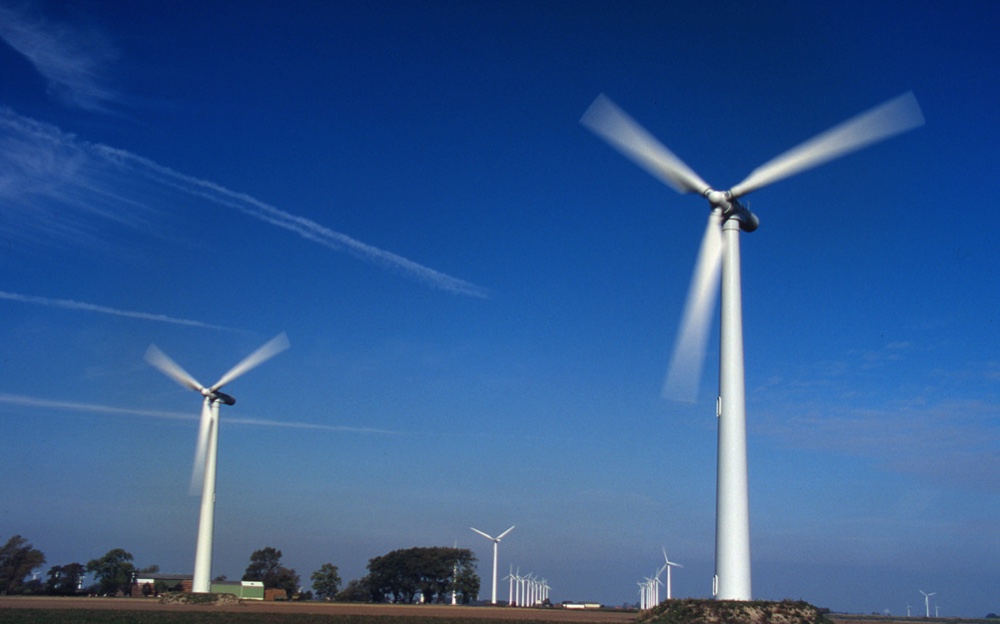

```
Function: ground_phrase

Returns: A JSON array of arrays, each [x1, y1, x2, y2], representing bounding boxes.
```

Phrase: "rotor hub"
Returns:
[[705, 189, 729, 208]]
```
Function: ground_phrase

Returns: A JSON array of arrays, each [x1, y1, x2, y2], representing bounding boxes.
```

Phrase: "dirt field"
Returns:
[[0, 597, 977, 624], [0, 596, 638, 622]]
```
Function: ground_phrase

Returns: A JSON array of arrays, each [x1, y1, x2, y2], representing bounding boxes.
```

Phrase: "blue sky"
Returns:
[[1, 0, 997, 616]]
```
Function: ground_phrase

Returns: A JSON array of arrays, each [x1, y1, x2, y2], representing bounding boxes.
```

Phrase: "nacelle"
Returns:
[[212, 391, 236, 406], [724, 198, 759, 233]]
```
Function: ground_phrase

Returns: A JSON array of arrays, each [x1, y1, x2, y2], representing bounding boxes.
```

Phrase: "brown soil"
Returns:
[[0, 596, 637, 622]]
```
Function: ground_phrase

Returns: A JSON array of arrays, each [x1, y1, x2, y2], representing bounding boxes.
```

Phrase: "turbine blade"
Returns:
[[729, 91, 924, 198], [497, 525, 515, 540], [145, 344, 203, 392], [470, 527, 493, 540], [190, 398, 212, 495], [211, 332, 289, 391], [581, 94, 710, 196], [662, 210, 724, 402]]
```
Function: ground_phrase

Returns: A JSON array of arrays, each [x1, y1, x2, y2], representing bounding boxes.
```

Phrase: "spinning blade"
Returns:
[[580, 94, 710, 196], [662, 209, 724, 402], [191, 398, 213, 494], [211, 332, 290, 391], [145, 344, 204, 392], [729, 92, 924, 198]]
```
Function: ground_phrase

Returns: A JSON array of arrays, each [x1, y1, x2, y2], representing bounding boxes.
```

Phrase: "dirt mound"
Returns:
[[639, 599, 833, 624], [158, 592, 245, 606]]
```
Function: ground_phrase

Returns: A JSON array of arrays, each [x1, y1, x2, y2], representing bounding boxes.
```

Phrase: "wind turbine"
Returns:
[[920, 590, 936, 618], [582, 92, 923, 600], [505, 566, 516, 605], [471, 525, 514, 604], [637, 580, 650, 610], [661, 548, 682, 600], [145, 332, 290, 593]]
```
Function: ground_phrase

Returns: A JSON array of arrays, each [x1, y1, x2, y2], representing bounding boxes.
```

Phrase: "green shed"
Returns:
[[210, 580, 265, 600]]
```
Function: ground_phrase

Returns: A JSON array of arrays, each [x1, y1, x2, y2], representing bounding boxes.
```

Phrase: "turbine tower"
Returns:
[[582, 92, 923, 600], [471, 525, 514, 604], [146, 333, 289, 593]]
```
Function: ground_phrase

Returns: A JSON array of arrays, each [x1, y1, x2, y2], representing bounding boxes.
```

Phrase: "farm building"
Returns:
[[131, 573, 193, 597], [130, 575, 264, 600], [211, 580, 265, 600]]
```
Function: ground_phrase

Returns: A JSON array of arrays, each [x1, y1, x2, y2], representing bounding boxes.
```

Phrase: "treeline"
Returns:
[[1, 534, 480, 604], [0, 536, 148, 597], [337, 546, 479, 604]]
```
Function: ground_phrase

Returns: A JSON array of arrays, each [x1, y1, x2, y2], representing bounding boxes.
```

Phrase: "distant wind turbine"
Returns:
[[661, 548, 683, 600], [920, 591, 936, 618], [471, 525, 514, 604], [637, 580, 649, 610], [146, 333, 289, 593]]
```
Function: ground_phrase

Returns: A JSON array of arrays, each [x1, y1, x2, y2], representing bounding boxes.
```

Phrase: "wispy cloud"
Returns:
[[756, 398, 1000, 491], [0, 107, 489, 297], [0, 2, 119, 112], [751, 347, 1000, 492], [0, 392, 398, 435], [0, 289, 237, 331]]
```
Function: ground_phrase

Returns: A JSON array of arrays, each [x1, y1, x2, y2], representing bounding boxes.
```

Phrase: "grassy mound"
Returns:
[[638, 599, 834, 624]]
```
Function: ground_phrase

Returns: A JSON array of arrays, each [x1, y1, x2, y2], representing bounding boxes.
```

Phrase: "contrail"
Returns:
[[0, 290, 238, 331], [93, 145, 490, 298], [0, 392, 398, 435], [0, 107, 489, 298]]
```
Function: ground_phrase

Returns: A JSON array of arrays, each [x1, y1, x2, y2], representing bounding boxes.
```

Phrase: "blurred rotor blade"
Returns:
[[663, 547, 683, 567], [581, 94, 711, 196], [729, 92, 924, 198], [470, 527, 493, 540], [145, 344, 203, 392], [497, 525, 515, 540], [211, 332, 289, 391], [662, 210, 724, 402], [190, 398, 212, 495]]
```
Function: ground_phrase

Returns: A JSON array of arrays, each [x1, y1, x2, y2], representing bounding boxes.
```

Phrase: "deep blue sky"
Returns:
[[1, 0, 997, 616]]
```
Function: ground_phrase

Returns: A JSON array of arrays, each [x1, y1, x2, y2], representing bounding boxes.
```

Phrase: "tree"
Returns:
[[452, 559, 480, 605], [311, 563, 342, 601], [336, 577, 372, 602], [86, 548, 135, 596], [0, 535, 46, 595], [243, 547, 300, 599], [46, 563, 86, 595], [365, 546, 478, 604]]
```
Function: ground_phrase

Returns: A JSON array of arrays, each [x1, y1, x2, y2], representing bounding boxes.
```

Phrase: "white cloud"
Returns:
[[0, 2, 119, 111]]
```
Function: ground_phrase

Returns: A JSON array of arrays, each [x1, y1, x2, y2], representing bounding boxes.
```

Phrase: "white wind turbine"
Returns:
[[145, 332, 289, 593], [505, 566, 516, 606], [582, 93, 923, 600], [920, 590, 936, 618], [471, 525, 514, 604], [661, 547, 682, 600], [637, 580, 650, 610]]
